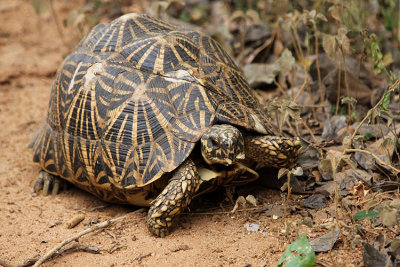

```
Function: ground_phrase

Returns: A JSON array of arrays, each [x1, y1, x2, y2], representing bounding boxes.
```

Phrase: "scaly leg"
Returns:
[[244, 135, 302, 169], [33, 171, 67, 196], [147, 158, 200, 237]]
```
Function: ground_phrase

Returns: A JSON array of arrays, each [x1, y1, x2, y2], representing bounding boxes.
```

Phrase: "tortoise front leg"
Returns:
[[147, 158, 200, 237], [244, 135, 302, 169]]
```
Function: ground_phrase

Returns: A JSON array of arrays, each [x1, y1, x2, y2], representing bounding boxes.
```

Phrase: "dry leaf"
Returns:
[[322, 35, 337, 59]]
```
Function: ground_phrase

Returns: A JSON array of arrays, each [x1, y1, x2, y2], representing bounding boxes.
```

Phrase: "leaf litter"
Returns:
[[1, 0, 400, 266]]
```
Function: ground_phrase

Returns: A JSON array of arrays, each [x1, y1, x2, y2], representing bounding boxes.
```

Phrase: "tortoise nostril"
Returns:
[[210, 136, 218, 147]]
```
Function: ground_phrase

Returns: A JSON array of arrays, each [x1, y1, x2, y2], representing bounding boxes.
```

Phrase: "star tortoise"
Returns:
[[30, 13, 302, 237]]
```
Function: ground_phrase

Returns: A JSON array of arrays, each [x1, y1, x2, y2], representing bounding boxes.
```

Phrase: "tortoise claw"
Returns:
[[51, 178, 61, 195], [33, 171, 66, 196]]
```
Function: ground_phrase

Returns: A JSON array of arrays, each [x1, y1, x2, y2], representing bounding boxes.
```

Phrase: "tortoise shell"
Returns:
[[31, 13, 274, 201]]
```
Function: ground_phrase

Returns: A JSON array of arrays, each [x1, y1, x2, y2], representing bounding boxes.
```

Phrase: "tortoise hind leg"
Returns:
[[147, 158, 200, 237], [33, 171, 67, 196]]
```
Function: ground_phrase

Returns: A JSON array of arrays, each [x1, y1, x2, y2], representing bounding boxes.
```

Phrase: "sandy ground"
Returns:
[[0, 1, 363, 266]]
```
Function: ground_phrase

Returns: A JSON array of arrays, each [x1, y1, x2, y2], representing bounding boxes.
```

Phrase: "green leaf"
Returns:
[[353, 210, 379, 221], [278, 234, 316, 267], [379, 91, 391, 111], [341, 96, 357, 106], [363, 132, 373, 141]]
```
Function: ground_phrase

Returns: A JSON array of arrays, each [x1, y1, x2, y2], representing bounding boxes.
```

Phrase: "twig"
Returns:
[[48, 0, 69, 49], [56, 242, 100, 255], [298, 104, 330, 108], [0, 243, 101, 267], [245, 32, 276, 65], [335, 56, 342, 115], [332, 157, 339, 227], [344, 148, 400, 174], [292, 69, 309, 102], [32, 209, 144, 267], [188, 204, 292, 216], [131, 252, 152, 262], [341, 48, 352, 116], [32, 219, 122, 266], [350, 78, 400, 142], [314, 29, 325, 113], [239, 17, 247, 68], [273, 80, 288, 97], [299, 117, 318, 143], [284, 172, 292, 218], [291, 26, 304, 61]]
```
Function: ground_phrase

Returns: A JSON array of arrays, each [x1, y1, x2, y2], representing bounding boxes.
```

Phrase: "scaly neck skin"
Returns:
[[243, 133, 301, 169]]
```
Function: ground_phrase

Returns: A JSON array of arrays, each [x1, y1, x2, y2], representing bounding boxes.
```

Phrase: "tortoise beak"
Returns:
[[236, 153, 245, 160], [224, 158, 232, 165]]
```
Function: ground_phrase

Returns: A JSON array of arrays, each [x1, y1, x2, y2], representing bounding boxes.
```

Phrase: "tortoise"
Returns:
[[30, 13, 302, 237]]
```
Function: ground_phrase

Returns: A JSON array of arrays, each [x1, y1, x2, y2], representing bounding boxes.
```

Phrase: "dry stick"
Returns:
[[56, 242, 100, 255], [48, 0, 69, 49], [350, 79, 400, 142], [300, 104, 330, 108], [32, 218, 125, 267], [300, 118, 318, 143], [341, 50, 352, 116], [33, 209, 144, 267], [335, 55, 342, 115], [315, 30, 325, 113], [305, 70, 318, 121], [290, 28, 301, 61], [273, 80, 288, 97], [245, 32, 276, 65], [239, 18, 247, 68], [284, 172, 292, 218], [287, 69, 320, 141], [344, 148, 400, 174], [360, 151, 394, 180], [293, 69, 309, 102], [275, 109, 282, 136], [332, 157, 339, 227], [284, 116, 298, 136], [292, 26, 305, 61], [0, 244, 99, 267]]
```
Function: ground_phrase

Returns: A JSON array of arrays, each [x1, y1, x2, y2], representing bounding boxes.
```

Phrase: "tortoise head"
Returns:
[[200, 124, 245, 166]]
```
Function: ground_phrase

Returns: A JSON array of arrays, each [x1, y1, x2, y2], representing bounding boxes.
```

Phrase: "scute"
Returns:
[[31, 13, 274, 198]]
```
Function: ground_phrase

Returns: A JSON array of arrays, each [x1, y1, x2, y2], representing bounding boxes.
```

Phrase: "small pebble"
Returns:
[[245, 223, 260, 232]]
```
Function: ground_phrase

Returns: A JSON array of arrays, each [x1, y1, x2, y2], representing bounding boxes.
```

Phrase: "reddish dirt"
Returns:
[[0, 1, 363, 266]]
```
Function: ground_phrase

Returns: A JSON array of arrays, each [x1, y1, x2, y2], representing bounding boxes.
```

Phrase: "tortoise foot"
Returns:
[[33, 171, 67, 196], [147, 159, 200, 237]]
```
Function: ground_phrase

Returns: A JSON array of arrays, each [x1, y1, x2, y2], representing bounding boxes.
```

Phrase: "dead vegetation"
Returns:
[[1, 0, 400, 266]]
